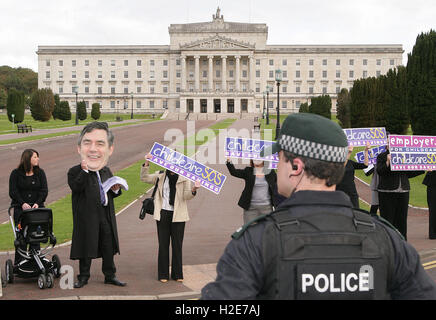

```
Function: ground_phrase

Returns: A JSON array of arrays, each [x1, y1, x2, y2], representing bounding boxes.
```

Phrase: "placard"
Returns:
[[388, 135, 436, 171], [149, 142, 227, 194], [343, 127, 387, 146], [354, 145, 387, 164], [225, 137, 279, 162]]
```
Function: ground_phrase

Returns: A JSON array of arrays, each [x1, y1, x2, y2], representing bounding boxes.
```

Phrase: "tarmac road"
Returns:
[[0, 119, 214, 223]]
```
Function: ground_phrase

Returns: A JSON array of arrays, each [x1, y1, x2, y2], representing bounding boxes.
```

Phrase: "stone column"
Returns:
[[221, 55, 227, 92], [208, 55, 214, 91], [194, 55, 200, 91], [181, 55, 187, 92], [235, 55, 241, 92], [249, 54, 255, 92]]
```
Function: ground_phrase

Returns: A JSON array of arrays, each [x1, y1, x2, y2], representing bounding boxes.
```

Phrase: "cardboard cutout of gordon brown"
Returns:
[[67, 122, 126, 288]]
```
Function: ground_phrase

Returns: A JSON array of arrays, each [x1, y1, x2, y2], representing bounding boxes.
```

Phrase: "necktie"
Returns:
[[96, 172, 106, 205]]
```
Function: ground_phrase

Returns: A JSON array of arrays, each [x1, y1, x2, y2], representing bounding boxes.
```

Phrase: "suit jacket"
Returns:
[[376, 150, 423, 191], [68, 165, 121, 260], [226, 162, 277, 210], [423, 171, 436, 187]]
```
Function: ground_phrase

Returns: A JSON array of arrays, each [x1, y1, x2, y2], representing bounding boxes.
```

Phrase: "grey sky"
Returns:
[[0, 0, 434, 72]]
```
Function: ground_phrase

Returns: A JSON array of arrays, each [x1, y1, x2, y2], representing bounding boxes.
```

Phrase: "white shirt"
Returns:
[[161, 176, 175, 211]]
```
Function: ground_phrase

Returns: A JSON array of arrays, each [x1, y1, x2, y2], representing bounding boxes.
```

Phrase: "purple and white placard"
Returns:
[[343, 127, 387, 146], [389, 135, 436, 171]]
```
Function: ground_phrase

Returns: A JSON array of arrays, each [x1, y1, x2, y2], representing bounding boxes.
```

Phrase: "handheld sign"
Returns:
[[148, 142, 227, 194], [354, 145, 387, 164], [225, 137, 279, 162], [343, 127, 387, 146], [389, 135, 436, 171]]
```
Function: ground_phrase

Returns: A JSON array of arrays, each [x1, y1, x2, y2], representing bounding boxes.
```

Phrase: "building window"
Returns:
[[242, 84, 247, 92], [296, 86, 300, 93], [176, 84, 180, 93], [336, 86, 341, 94], [309, 87, 314, 94], [163, 85, 168, 93], [98, 60, 102, 67], [98, 71, 102, 79], [390, 59, 395, 65], [336, 59, 341, 66], [269, 59, 274, 66], [336, 70, 341, 78], [176, 59, 181, 66], [45, 71, 50, 79], [283, 71, 287, 78], [363, 59, 368, 66], [85, 60, 89, 66], [136, 101, 141, 108], [309, 70, 314, 78], [242, 70, 247, 78], [85, 86, 89, 93], [203, 70, 208, 78], [137, 71, 141, 78], [150, 70, 155, 79], [283, 59, 288, 66], [256, 83, 260, 93], [124, 60, 128, 66], [269, 71, 274, 78], [163, 100, 168, 109], [137, 60, 142, 66], [58, 60, 63, 66], [256, 59, 260, 65], [111, 60, 115, 66], [322, 59, 327, 66], [163, 70, 168, 78], [322, 70, 327, 78], [85, 71, 89, 79], [124, 87, 129, 94], [256, 70, 260, 78], [163, 60, 168, 66], [363, 70, 368, 78], [58, 71, 63, 79], [349, 59, 354, 66], [72, 71, 76, 79], [46, 60, 50, 67], [98, 86, 102, 94], [377, 59, 381, 66], [376, 70, 381, 77], [229, 70, 233, 78], [282, 85, 287, 93], [150, 60, 155, 66], [216, 60, 221, 66], [137, 86, 141, 93], [309, 59, 314, 66], [322, 87, 327, 94], [295, 70, 300, 78], [349, 70, 354, 78], [150, 100, 154, 108], [59, 86, 63, 94], [282, 100, 287, 108], [110, 101, 115, 109], [111, 87, 115, 94], [124, 71, 128, 78], [176, 101, 180, 108], [150, 85, 155, 93], [216, 70, 220, 78], [111, 71, 115, 79]]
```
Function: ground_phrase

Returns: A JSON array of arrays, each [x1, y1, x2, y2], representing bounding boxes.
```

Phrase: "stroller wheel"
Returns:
[[52, 254, 61, 278], [5, 259, 14, 284], [37, 274, 47, 289], [46, 273, 54, 289]]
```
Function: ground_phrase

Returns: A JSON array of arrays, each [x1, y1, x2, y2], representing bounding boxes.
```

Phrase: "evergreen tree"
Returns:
[[309, 95, 331, 119], [6, 88, 25, 123], [336, 88, 351, 128], [91, 103, 101, 120], [384, 67, 409, 134], [58, 101, 71, 121], [299, 102, 309, 113], [52, 94, 61, 120], [29, 88, 55, 121], [77, 100, 87, 121], [407, 30, 436, 135]]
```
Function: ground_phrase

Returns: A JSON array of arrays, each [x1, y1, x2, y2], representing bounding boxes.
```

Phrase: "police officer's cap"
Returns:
[[261, 113, 348, 163]]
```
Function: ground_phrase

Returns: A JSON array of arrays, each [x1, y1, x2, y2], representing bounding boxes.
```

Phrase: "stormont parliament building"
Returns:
[[37, 8, 403, 119]]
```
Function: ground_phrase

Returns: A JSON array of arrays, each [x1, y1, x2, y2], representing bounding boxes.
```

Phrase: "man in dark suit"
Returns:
[[423, 171, 436, 239], [68, 121, 126, 288]]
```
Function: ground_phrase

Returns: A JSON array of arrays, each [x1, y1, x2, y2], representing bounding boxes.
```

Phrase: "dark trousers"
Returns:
[[379, 192, 409, 240], [78, 219, 116, 281], [427, 187, 436, 239], [156, 209, 185, 280]]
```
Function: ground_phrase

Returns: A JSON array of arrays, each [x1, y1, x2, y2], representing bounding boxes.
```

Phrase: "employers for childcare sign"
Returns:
[[343, 127, 387, 146], [389, 135, 436, 171], [225, 137, 279, 162], [148, 142, 227, 194]]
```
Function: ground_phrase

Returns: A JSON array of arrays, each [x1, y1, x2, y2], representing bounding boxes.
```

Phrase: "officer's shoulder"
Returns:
[[231, 214, 269, 240], [353, 208, 405, 241]]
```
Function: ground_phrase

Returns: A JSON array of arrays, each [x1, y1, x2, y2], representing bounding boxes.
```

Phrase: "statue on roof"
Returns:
[[213, 7, 223, 20]]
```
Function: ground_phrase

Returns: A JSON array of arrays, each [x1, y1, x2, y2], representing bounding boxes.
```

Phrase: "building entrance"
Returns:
[[241, 99, 248, 112], [200, 99, 207, 113], [187, 99, 194, 113], [227, 99, 234, 113]]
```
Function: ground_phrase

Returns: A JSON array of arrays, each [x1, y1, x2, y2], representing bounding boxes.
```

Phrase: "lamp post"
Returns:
[[262, 91, 266, 119], [130, 92, 134, 119], [266, 85, 270, 125], [75, 90, 78, 125], [275, 69, 282, 140]]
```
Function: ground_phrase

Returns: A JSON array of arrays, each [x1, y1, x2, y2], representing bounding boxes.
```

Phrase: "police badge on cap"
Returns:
[[261, 113, 348, 163]]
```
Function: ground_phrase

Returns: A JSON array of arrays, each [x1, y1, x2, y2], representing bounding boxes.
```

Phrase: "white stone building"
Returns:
[[37, 8, 403, 119]]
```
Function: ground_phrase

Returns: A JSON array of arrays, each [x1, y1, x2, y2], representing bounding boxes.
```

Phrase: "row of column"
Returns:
[[180, 54, 255, 92]]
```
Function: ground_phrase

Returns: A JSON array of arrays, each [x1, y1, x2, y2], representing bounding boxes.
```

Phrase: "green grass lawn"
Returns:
[[0, 118, 236, 251]]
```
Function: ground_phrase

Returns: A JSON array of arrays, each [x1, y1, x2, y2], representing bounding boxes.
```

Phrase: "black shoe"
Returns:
[[73, 279, 88, 288], [104, 277, 126, 286]]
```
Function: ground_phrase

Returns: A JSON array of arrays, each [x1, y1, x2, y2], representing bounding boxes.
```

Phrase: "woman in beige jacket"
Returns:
[[141, 154, 200, 282]]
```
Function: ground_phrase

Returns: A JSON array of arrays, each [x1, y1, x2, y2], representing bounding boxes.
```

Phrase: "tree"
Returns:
[[384, 67, 409, 134], [58, 101, 71, 121], [52, 94, 61, 120], [30, 88, 55, 121], [336, 88, 351, 128], [0, 87, 7, 109], [6, 88, 25, 123], [308, 95, 331, 119], [407, 29, 436, 135], [299, 102, 309, 113], [77, 100, 87, 121], [91, 103, 101, 120]]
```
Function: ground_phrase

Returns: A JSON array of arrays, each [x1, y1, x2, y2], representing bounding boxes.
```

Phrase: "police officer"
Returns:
[[201, 113, 436, 299]]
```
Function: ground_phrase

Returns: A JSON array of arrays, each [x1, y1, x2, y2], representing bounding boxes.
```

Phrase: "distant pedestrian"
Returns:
[[9, 149, 48, 264], [141, 153, 200, 283], [226, 158, 277, 224], [336, 143, 369, 208], [364, 163, 380, 214]]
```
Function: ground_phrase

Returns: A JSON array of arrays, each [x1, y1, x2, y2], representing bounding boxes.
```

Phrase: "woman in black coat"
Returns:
[[9, 149, 48, 263], [226, 158, 277, 224], [376, 147, 424, 240]]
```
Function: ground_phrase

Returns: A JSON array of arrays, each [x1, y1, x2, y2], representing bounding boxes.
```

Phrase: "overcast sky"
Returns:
[[0, 0, 434, 72]]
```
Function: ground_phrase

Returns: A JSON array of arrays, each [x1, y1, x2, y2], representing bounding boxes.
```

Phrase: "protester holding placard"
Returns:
[[423, 171, 436, 239], [376, 145, 424, 240], [226, 158, 277, 224], [141, 153, 200, 283], [336, 144, 369, 208]]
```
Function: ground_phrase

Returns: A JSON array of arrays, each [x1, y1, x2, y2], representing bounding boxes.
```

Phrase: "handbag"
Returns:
[[139, 177, 159, 220]]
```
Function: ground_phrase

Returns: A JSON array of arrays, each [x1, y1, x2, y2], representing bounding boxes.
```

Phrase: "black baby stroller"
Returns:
[[4, 206, 61, 289]]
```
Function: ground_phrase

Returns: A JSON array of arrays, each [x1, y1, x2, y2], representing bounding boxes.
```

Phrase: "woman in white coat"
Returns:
[[141, 153, 200, 282]]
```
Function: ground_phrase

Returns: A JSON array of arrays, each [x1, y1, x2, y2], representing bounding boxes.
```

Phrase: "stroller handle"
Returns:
[[8, 206, 17, 239]]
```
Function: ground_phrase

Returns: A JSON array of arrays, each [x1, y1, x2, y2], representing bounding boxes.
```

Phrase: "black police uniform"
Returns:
[[201, 190, 436, 300]]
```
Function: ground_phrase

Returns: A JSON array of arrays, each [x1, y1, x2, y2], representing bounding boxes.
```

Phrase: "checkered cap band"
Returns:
[[279, 135, 348, 162]]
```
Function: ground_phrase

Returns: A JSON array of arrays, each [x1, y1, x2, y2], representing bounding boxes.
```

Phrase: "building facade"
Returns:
[[37, 8, 403, 118]]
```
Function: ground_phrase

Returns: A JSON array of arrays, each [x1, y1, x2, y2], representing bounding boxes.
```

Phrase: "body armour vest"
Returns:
[[257, 206, 395, 300]]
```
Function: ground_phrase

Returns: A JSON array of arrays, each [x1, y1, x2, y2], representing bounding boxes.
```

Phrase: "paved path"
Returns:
[[1, 119, 436, 299]]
